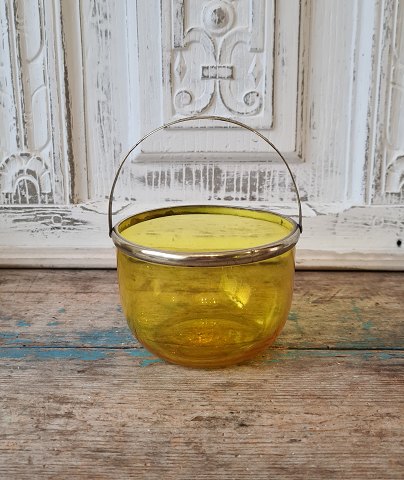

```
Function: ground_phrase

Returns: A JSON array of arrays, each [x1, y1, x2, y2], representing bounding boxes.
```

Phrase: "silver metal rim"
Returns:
[[111, 205, 300, 267]]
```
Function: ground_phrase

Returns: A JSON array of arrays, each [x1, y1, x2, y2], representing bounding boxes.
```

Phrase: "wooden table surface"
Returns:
[[0, 269, 403, 479]]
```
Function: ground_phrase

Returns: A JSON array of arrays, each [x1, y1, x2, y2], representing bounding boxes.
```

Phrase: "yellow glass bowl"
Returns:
[[111, 205, 299, 368]]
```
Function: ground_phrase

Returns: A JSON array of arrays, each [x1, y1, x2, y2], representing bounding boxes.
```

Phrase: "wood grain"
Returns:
[[0, 270, 403, 479], [0, 350, 403, 479], [0, 270, 402, 349]]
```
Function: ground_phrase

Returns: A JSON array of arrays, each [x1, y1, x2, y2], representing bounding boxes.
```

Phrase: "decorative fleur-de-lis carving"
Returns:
[[170, 0, 270, 117]]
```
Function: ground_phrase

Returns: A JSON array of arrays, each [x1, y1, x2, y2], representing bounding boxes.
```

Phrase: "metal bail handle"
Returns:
[[108, 115, 303, 236]]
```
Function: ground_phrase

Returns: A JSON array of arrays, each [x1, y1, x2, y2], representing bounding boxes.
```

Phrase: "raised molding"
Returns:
[[2, 247, 402, 271], [0, 203, 402, 270], [166, 0, 273, 122], [368, 0, 404, 203], [0, 0, 70, 204], [386, 156, 404, 193], [0, 153, 52, 204], [78, 0, 138, 200], [133, 0, 374, 207], [138, 0, 300, 156], [384, 0, 404, 196]]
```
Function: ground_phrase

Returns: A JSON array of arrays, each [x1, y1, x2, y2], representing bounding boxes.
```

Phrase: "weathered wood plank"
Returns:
[[0, 270, 403, 349], [0, 270, 403, 479], [0, 350, 402, 479]]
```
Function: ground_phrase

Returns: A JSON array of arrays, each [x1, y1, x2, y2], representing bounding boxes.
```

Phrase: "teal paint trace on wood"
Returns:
[[0, 346, 158, 364], [0, 347, 108, 361], [125, 348, 162, 366], [334, 339, 385, 349], [0, 332, 33, 345], [328, 301, 385, 349], [287, 311, 304, 336], [1, 346, 402, 364], [75, 328, 135, 347], [351, 301, 378, 342], [58, 308, 66, 313], [351, 302, 362, 322], [139, 358, 162, 366], [47, 320, 63, 326], [362, 320, 373, 331], [288, 312, 298, 321], [16, 320, 31, 327], [377, 352, 401, 360], [0, 327, 135, 348], [263, 349, 404, 364]]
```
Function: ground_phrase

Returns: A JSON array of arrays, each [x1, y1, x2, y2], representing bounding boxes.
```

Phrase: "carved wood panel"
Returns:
[[165, 0, 274, 124], [137, 0, 300, 157], [78, 0, 137, 201], [384, 0, 404, 201], [0, 0, 69, 205], [0, 0, 402, 268], [368, 0, 404, 204], [136, 0, 371, 207]]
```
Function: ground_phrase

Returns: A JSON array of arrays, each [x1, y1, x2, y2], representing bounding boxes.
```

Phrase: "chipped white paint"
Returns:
[[0, 202, 403, 269], [151, 0, 299, 154], [129, 0, 373, 206], [386, 157, 404, 192], [382, 0, 404, 198], [167, 0, 273, 121], [0, 154, 52, 204], [0, 0, 69, 204], [367, 0, 404, 204], [78, 0, 138, 201], [0, 0, 403, 268]]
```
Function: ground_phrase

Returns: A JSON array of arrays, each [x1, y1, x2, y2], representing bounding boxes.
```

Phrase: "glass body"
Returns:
[[117, 249, 295, 368]]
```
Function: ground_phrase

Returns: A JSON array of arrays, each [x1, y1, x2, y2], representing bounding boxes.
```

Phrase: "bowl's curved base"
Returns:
[[133, 318, 286, 368], [118, 244, 295, 368]]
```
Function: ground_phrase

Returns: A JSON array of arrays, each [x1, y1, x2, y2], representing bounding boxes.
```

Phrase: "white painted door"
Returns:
[[0, 0, 403, 269]]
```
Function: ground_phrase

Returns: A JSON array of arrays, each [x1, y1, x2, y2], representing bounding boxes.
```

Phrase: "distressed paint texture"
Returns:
[[79, 0, 137, 201], [0, 0, 403, 268], [371, 0, 404, 204], [0, 268, 403, 356], [166, 0, 274, 122], [0, 0, 69, 204], [76, 0, 377, 209], [0, 270, 402, 350], [0, 269, 403, 478], [0, 349, 403, 478], [142, 0, 299, 157], [0, 202, 403, 269]]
